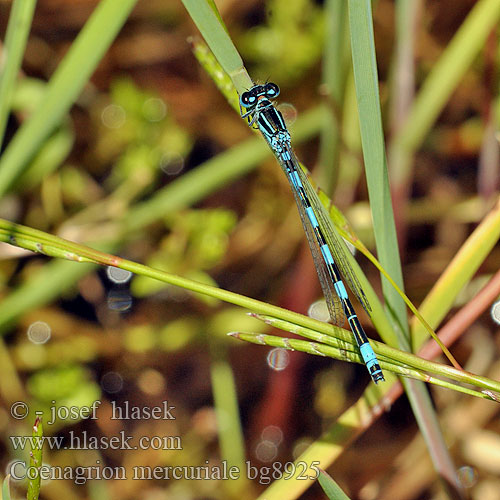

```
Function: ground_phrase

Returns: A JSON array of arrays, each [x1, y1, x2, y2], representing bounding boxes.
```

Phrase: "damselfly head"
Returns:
[[240, 82, 280, 108]]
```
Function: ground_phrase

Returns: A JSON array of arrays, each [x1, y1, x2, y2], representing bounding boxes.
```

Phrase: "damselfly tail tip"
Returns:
[[367, 361, 384, 383], [371, 370, 385, 384]]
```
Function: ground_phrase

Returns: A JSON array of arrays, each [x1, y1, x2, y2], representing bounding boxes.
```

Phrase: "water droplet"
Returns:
[[457, 465, 477, 488], [101, 104, 126, 129], [100, 372, 123, 393], [292, 438, 312, 459], [277, 103, 297, 126], [27, 321, 51, 344], [491, 301, 500, 324], [160, 153, 185, 176], [308, 299, 330, 322], [106, 266, 132, 284], [261, 425, 283, 445], [107, 290, 132, 312], [266, 348, 289, 371], [142, 97, 167, 122], [255, 440, 278, 462]]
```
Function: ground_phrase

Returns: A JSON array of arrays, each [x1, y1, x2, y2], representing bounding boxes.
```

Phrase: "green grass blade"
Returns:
[[0, 0, 37, 148], [252, 315, 500, 394], [0, 0, 138, 197], [318, 470, 351, 500], [181, 0, 252, 92], [190, 37, 241, 109], [2, 475, 12, 500], [230, 332, 496, 399], [0, 217, 376, 339], [2, 217, 500, 396], [209, 339, 249, 494], [348, 0, 407, 343], [348, 1, 462, 495], [26, 415, 43, 500], [318, 0, 349, 194]]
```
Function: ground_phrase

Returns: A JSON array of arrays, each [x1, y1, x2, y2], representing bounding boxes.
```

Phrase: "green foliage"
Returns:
[[158, 317, 202, 352], [95, 78, 192, 191], [27, 365, 100, 429], [0, 0, 139, 197], [239, 0, 324, 82], [131, 208, 236, 299]]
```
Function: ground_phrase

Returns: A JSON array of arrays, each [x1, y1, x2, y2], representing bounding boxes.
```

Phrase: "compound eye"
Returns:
[[265, 83, 280, 98], [240, 91, 256, 107]]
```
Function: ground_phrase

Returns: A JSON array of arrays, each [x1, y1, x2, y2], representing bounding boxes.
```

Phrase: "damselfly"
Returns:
[[240, 82, 384, 384]]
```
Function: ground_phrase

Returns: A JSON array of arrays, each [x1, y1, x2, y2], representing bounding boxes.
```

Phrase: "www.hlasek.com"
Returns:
[[9, 460, 321, 485], [10, 431, 182, 451]]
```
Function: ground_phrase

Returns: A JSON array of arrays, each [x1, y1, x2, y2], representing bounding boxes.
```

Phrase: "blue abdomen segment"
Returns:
[[305, 206, 319, 228], [359, 342, 377, 364], [333, 280, 348, 300], [359, 343, 384, 381], [290, 170, 303, 191], [320, 244, 334, 266]]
